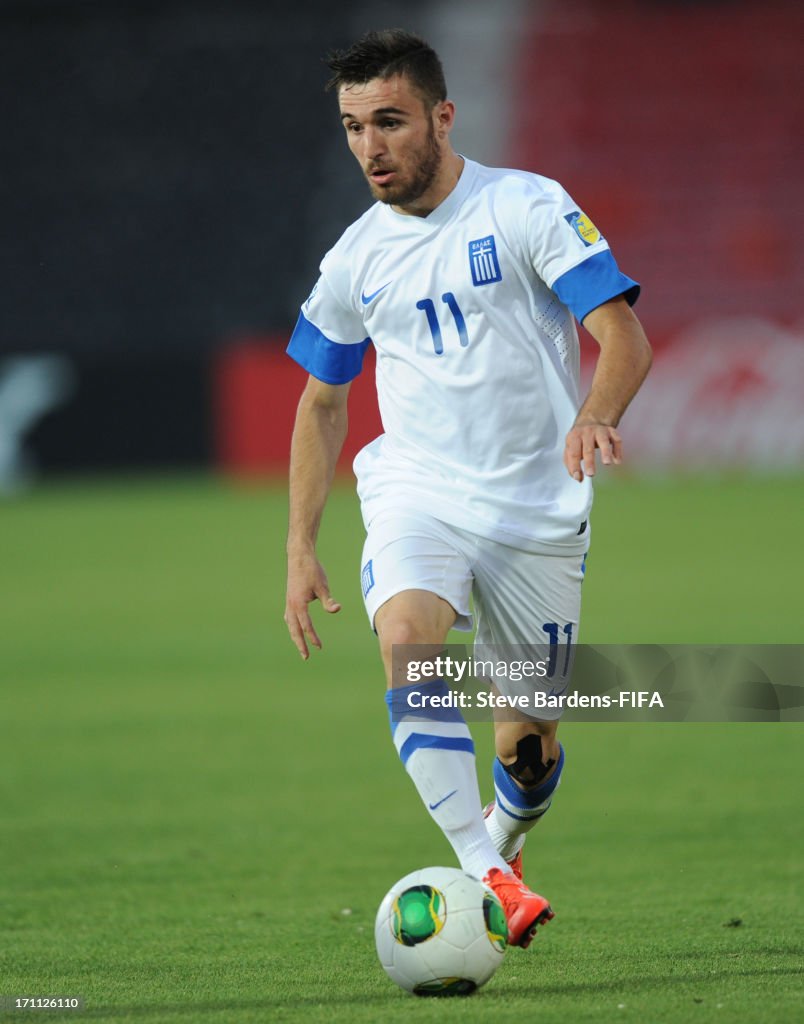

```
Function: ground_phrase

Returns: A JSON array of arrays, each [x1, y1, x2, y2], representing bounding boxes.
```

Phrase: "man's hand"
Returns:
[[285, 376, 350, 660], [564, 421, 622, 482], [564, 297, 651, 482], [285, 550, 342, 659]]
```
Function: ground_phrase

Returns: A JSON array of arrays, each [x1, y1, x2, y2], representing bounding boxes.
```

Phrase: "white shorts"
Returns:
[[360, 508, 585, 654]]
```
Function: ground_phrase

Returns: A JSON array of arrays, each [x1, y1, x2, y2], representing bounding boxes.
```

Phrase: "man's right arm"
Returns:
[[284, 375, 351, 658]]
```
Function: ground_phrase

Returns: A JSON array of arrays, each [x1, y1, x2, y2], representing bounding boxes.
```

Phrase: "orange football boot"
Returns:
[[482, 867, 554, 949]]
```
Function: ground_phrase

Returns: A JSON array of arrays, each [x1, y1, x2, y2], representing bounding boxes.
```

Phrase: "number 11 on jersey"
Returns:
[[416, 293, 469, 354]]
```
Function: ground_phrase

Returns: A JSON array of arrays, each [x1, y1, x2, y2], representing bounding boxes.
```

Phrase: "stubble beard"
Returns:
[[368, 122, 441, 208]]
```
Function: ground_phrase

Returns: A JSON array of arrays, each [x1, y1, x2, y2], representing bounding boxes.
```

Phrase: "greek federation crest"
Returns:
[[468, 235, 502, 286], [361, 558, 375, 597]]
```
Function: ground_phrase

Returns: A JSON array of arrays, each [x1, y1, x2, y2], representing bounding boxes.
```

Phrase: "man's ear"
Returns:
[[434, 99, 455, 138]]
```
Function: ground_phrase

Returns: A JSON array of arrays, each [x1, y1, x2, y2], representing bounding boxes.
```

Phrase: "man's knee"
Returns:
[[375, 591, 456, 674], [378, 618, 430, 663]]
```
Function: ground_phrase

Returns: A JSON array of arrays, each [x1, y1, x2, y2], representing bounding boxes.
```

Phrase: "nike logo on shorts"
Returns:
[[428, 789, 457, 811], [360, 281, 392, 305]]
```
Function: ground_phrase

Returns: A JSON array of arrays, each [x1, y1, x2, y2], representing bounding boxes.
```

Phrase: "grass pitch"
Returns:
[[1, 474, 802, 1023]]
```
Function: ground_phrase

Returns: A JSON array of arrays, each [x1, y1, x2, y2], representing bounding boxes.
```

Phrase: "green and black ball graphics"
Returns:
[[483, 891, 508, 953], [392, 885, 446, 946], [413, 977, 477, 997]]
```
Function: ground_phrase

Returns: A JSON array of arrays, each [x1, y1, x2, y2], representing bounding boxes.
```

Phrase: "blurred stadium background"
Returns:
[[2, 1, 802, 1020], [2, 0, 802, 484]]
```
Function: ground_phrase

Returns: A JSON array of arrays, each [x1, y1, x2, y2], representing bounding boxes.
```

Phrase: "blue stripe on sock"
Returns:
[[494, 743, 565, 809], [385, 680, 466, 731], [495, 803, 550, 823], [398, 733, 475, 766]]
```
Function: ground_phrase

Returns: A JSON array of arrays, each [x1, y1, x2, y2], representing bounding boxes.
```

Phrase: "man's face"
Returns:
[[338, 74, 443, 210]]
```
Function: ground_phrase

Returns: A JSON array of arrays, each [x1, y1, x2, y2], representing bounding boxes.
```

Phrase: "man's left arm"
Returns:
[[565, 295, 652, 482]]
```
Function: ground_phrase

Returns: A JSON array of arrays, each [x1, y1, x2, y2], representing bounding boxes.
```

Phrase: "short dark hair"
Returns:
[[325, 29, 447, 109]]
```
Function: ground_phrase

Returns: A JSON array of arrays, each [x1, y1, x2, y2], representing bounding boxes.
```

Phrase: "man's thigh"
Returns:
[[360, 511, 475, 632], [471, 543, 586, 648], [470, 541, 587, 721]]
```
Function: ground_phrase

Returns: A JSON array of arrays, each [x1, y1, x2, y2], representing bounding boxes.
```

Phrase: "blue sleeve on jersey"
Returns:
[[552, 251, 640, 323], [286, 312, 371, 384]]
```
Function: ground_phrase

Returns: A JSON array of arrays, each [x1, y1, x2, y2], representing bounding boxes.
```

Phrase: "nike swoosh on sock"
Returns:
[[428, 789, 458, 811]]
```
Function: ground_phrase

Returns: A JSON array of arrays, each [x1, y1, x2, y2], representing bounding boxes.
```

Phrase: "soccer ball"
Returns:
[[374, 866, 507, 996]]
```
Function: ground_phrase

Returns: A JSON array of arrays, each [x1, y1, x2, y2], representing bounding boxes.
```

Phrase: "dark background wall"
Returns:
[[1, 0, 428, 478], [0, 0, 398, 358]]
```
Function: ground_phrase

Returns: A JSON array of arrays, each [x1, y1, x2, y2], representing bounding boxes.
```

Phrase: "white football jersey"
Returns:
[[287, 158, 639, 552]]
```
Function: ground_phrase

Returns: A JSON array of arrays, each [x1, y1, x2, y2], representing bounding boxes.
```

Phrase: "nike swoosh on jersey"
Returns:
[[360, 281, 392, 305], [428, 789, 458, 811]]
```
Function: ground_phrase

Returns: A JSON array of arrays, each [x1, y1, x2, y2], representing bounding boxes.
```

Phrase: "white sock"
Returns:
[[386, 682, 509, 879], [485, 747, 565, 861], [403, 741, 509, 880], [485, 809, 528, 862]]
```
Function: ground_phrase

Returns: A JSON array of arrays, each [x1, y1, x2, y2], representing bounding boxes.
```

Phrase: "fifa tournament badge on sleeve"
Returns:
[[564, 211, 602, 246]]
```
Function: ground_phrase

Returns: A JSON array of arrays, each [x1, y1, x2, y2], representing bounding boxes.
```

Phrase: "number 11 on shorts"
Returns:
[[542, 622, 573, 678]]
